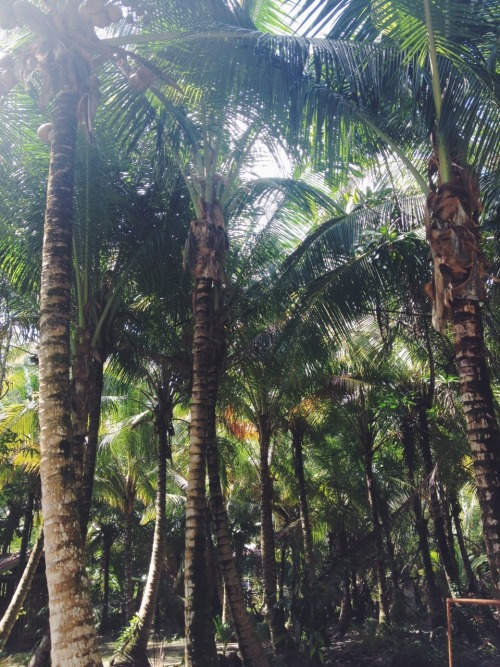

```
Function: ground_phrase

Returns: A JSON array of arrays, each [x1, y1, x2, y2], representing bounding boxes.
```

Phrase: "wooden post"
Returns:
[[446, 598, 500, 667]]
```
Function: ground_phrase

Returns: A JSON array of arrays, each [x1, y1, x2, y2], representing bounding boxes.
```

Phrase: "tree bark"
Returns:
[[0, 532, 44, 649], [184, 199, 227, 667], [38, 89, 102, 667]]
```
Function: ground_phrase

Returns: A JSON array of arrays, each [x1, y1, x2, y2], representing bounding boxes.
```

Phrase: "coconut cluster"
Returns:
[[78, 0, 123, 29]]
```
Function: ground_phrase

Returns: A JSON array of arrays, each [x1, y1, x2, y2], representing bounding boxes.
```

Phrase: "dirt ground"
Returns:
[[2, 638, 241, 666]]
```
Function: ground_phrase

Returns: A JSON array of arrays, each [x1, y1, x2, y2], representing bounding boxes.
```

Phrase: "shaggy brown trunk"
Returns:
[[426, 166, 500, 597], [38, 89, 101, 667], [184, 201, 226, 667], [207, 441, 270, 667], [290, 416, 315, 584]]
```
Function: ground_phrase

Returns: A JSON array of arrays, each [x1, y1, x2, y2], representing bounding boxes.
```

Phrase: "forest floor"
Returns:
[[3, 629, 500, 666]]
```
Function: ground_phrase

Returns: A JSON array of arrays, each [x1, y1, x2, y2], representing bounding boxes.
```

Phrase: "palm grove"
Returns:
[[0, 0, 499, 666]]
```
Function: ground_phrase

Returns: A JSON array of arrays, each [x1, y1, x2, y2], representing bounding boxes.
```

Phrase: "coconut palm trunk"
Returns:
[[361, 434, 390, 627], [38, 88, 102, 667], [207, 440, 271, 667], [81, 358, 105, 538], [184, 202, 226, 667], [426, 170, 500, 596], [335, 529, 352, 636], [123, 500, 136, 622], [290, 416, 315, 584], [258, 414, 288, 650], [0, 531, 44, 648]]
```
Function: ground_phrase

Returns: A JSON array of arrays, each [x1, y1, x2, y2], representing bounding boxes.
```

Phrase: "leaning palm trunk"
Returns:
[[426, 165, 500, 597], [0, 532, 44, 648], [183, 202, 226, 667], [111, 401, 169, 667], [38, 89, 102, 667], [207, 441, 271, 667]]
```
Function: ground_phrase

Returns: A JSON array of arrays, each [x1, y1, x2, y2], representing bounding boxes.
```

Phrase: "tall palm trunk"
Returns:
[[290, 416, 315, 584], [258, 414, 287, 650], [111, 395, 170, 667], [361, 438, 390, 627], [81, 358, 105, 538], [0, 532, 44, 648], [17, 487, 36, 577], [71, 326, 92, 508], [100, 525, 115, 634], [207, 441, 271, 667], [184, 202, 226, 667], [124, 500, 135, 622], [335, 529, 352, 636], [38, 89, 102, 667], [426, 149, 500, 597]]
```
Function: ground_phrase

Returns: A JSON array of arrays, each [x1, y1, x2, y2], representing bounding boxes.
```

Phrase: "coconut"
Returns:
[[37, 123, 53, 144], [129, 66, 154, 92], [92, 9, 111, 28], [0, 52, 14, 70], [105, 3, 122, 22]]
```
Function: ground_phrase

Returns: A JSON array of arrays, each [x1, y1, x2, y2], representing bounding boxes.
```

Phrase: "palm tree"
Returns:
[[288, 0, 500, 595]]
